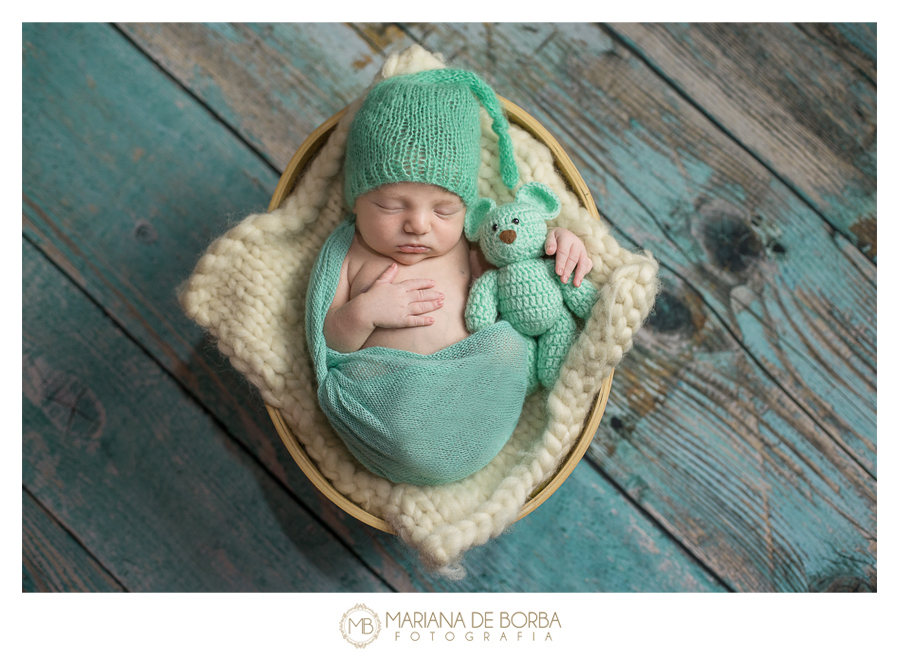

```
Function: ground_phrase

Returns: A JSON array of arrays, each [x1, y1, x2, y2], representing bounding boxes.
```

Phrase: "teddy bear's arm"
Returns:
[[563, 276, 601, 320], [542, 259, 600, 320], [465, 269, 500, 333]]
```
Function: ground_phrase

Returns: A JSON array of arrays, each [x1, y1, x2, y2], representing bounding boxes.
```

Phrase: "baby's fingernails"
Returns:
[[557, 267, 563, 275]]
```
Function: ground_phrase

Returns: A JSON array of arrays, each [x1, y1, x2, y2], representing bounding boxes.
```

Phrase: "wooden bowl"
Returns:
[[266, 98, 614, 534]]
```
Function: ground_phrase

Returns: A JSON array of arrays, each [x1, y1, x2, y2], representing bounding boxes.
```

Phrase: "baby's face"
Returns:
[[353, 183, 466, 266]]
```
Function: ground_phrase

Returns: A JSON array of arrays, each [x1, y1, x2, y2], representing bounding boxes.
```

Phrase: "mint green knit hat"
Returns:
[[343, 68, 519, 209]]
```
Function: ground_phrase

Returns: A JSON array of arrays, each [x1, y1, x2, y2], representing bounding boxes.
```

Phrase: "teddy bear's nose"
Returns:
[[499, 230, 517, 244]]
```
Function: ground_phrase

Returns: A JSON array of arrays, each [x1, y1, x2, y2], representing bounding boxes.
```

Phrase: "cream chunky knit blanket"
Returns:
[[180, 46, 659, 577]]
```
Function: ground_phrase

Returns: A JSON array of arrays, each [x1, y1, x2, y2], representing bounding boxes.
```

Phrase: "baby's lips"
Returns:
[[398, 244, 429, 253]]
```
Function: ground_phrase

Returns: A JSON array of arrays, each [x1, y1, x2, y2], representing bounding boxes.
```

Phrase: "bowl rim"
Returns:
[[265, 97, 614, 534]]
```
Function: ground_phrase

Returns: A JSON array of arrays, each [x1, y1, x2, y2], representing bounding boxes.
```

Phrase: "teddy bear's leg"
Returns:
[[524, 335, 540, 396], [537, 312, 578, 389]]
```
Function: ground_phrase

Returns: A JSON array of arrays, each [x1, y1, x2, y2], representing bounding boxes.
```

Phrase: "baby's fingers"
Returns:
[[375, 262, 399, 284], [556, 248, 580, 284], [409, 287, 444, 303], [544, 230, 558, 256], [572, 253, 594, 287], [408, 297, 444, 316], [403, 278, 437, 292], [402, 314, 435, 327]]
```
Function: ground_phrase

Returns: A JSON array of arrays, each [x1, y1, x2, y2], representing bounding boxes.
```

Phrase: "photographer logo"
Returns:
[[339, 604, 382, 648]]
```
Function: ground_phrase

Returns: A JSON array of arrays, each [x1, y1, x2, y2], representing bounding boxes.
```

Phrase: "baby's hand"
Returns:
[[363, 263, 444, 328], [545, 227, 594, 287]]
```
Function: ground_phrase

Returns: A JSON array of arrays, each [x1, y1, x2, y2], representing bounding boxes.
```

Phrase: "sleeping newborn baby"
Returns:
[[307, 68, 593, 486], [325, 182, 592, 355]]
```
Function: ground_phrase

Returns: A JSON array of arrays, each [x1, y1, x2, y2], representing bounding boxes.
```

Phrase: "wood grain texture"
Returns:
[[399, 22, 876, 591], [22, 22, 724, 592], [23, 238, 391, 593], [23, 488, 125, 592], [590, 306, 875, 592], [118, 22, 387, 170], [795, 23, 876, 84], [609, 23, 877, 262], [485, 463, 725, 592]]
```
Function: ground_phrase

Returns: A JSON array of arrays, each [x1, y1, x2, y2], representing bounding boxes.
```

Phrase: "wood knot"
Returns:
[[647, 289, 692, 335], [698, 204, 762, 274], [644, 278, 707, 346], [134, 220, 158, 245]]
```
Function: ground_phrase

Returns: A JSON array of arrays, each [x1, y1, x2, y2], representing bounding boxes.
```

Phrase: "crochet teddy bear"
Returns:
[[464, 182, 601, 391]]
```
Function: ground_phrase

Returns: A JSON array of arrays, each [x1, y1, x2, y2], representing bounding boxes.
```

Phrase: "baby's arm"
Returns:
[[544, 227, 595, 287], [324, 262, 444, 353], [468, 228, 594, 286]]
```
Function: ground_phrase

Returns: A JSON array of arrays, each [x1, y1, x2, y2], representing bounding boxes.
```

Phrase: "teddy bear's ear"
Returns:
[[514, 182, 561, 220], [465, 197, 496, 240]]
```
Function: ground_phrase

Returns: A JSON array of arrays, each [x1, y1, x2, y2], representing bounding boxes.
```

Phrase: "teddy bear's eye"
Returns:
[[492, 224, 498, 232], [512, 218, 520, 225]]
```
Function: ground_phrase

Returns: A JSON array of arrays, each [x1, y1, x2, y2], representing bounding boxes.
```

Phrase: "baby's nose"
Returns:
[[404, 213, 430, 234], [499, 230, 517, 244]]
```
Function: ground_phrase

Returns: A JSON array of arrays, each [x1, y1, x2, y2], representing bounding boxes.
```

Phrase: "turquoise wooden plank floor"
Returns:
[[22, 22, 876, 592]]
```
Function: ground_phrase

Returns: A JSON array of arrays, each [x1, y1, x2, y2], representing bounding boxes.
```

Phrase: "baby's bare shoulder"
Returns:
[[328, 250, 352, 310], [329, 234, 377, 310], [344, 236, 393, 291]]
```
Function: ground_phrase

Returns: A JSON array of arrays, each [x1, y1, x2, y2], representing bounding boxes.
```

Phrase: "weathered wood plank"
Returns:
[[23, 238, 390, 592], [795, 23, 877, 84], [118, 22, 389, 171], [590, 290, 876, 592], [22, 488, 125, 592], [610, 23, 877, 262], [399, 22, 876, 591], [22, 560, 42, 593], [492, 463, 726, 592], [23, 22, 724, 591]]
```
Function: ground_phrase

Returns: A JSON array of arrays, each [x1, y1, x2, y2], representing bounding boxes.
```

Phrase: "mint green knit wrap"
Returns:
[[343, 68, 519, 208]]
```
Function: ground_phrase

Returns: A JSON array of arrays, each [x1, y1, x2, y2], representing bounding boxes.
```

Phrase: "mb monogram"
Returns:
[[340, 604, 382, 648]]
